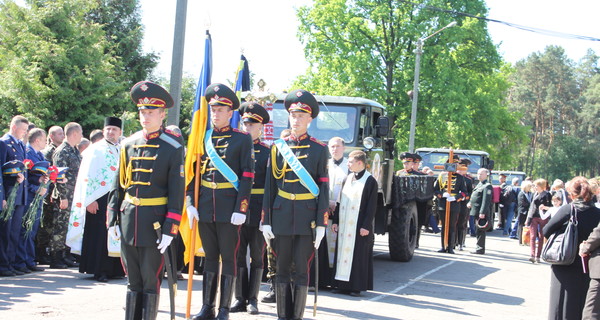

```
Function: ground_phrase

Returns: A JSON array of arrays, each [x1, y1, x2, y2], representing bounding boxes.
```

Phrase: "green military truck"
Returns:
[[267, 94, 431, 262]]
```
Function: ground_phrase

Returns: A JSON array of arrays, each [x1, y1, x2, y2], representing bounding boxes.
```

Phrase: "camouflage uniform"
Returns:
[[50, 142, 81, 258], [36, 143, 59, 262]]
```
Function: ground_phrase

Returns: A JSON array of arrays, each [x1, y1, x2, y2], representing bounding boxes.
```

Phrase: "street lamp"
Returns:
[[407, 21, 457, 153]]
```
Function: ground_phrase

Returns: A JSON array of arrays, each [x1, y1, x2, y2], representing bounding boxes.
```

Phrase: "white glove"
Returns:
[[446, 196, 456, 202], [231, 212, 246, 225], [156, 234, 174, 254], [499, 204, 504, 208], [108, 226, 121, 240], [187, 206, 199, 229], [314, 226, 326, 249], [442, 192, 451, 198], [262, 225, 275, 242]]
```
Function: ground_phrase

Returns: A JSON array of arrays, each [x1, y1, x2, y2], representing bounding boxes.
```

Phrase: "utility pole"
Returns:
[[166, 0, 188, 126], [408, 21, 457, 153]]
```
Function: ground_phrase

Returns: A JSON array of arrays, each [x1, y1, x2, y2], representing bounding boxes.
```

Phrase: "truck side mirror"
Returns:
[[488, 160, 495, 170], [375, 116, 390, 137]]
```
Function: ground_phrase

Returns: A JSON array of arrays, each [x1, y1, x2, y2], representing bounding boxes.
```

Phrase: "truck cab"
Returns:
[[415, 147, 495, 176]]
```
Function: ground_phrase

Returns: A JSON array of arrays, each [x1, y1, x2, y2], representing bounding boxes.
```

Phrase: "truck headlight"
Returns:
[[363, 137, 375, 150]]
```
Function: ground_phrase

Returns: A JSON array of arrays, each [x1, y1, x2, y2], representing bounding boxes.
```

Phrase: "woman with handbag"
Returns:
[[543, 176, 600, 320], [526, 179, 552, 263]]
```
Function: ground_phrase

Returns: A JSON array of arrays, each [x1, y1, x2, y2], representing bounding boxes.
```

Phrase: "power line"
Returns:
[[400, 0, 600, 42]]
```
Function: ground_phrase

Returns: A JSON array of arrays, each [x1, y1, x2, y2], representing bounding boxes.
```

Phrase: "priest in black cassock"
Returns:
[[332, 150, 377, 296]]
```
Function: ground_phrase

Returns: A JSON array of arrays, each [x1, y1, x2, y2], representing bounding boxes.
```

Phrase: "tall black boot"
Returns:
[[247, 268, 263, 314], [261, 279, 276, 303], [216, 274, 235, 320], [192, 271, 218, 320], [229, 267, 247, 312], [292, 285, 309, 320], [275, 282, 292, 320], [49, 251, 67, 269], [125, 291, 143, 320], [142, 293, 159, 320]]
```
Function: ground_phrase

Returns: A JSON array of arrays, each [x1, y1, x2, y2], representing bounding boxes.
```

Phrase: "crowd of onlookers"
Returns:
[[0, 115, 125, 282]]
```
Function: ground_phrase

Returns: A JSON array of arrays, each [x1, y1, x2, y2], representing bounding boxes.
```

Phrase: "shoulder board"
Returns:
[[259, 142, 269, 148], [232, 128, 248, 135], [159, 133, 182, 149], [164, 128, 181, 137], [122, 131, 144, 145], [310, 137, 326, 146]]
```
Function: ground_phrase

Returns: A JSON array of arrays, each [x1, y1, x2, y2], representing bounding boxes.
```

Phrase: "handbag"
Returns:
[[522, 226, 530, 245], [541, 205, 578, 265]]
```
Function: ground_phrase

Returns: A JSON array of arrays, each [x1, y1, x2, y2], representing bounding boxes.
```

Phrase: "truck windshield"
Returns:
[[418, 152, 483, 173], [271, 102, 357, 144]]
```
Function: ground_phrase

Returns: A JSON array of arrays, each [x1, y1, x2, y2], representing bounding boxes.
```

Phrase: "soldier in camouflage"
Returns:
[[37, 126, 65, 265], [50, 122, 82, 269]]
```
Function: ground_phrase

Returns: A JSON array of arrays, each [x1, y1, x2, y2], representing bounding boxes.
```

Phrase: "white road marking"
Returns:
[[368, 260, 456, 302]]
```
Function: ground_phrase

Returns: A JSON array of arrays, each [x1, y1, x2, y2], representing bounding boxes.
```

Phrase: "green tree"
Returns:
[[0, 0, 156, 135], [87, 0, 158, 86], [295, 0, 524, 165], [508, 46, 599, 179]]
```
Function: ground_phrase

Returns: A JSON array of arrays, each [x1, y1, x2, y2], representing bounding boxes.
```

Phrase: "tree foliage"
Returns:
[[295, 0, 525, 165], [507, 46, 600, 179], [0, 0, 155, 135]]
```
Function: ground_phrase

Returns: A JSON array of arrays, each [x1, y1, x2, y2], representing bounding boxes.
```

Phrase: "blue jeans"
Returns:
[[429, 215, 440, 233], [503, 203, 516, 235], [469, 216, 476, 236]]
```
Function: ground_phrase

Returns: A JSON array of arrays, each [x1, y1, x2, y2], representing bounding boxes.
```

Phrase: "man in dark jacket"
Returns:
[[468, 168, 493, 254]]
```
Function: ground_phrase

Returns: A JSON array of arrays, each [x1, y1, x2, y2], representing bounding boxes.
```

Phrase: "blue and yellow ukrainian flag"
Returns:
[[181, 30, 212, 263]]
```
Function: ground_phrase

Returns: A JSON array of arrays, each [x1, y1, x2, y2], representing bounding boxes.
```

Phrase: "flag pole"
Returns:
[[186, 154, 201, 319]]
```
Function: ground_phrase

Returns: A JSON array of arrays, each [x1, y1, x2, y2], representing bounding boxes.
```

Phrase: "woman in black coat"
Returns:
[[526, 179, 553, 263], [543, 176, 600, 320], [516, 181, 533, 243]]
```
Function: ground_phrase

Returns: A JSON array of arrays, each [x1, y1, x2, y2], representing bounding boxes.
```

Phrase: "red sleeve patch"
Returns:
[[166, 211, 182, 222], [170, 224, 179, 235], [243, 171, 255, 178], [319, 177, 329, 183]]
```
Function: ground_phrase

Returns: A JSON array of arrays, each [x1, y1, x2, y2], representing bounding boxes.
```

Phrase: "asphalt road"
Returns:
[[0, 229, 551, 320]]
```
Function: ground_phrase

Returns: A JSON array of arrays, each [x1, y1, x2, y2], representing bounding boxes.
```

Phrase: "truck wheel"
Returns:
[[388, 201, 418, 262]]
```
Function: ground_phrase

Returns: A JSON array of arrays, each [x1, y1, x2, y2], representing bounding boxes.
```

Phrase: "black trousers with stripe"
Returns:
[[274, 235, 314, 286], [198, 221, 240, 276], [121, 242, 163, 294]]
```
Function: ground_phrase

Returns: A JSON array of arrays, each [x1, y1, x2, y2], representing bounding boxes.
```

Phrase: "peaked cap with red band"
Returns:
[[130, 81, 174, 110], [205, 83, 240, 110], [239, 102, 270, 124], [284, 89, 319, 118]]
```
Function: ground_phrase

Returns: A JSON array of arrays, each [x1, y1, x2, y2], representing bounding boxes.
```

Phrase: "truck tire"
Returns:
[[388, 201, 418, 262]]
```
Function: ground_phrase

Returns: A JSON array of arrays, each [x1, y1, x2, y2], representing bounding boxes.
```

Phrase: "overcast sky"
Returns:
[[140, 0, 600, 93]]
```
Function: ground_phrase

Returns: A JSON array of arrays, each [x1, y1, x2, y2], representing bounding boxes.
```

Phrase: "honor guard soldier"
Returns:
[[186, 84, 254, 320], [107, 81, 185, 320], [395, 152, 418, 176], [229, 102, 270, 315], [262, 89, 329, 320], [456, 159, 474, 250], [467, 168, 493, 254], [433, 154, 467, 254], [411, 153, 426, 175]]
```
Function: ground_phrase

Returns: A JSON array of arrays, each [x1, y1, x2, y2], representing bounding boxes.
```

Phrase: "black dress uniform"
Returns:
[[262, 90, 330, 320], [107, 81, 185, 320], [186, 84, 254, 320], [230, 102, 270, 314], [456, 159, 474, 250], [469, 177, 493, 254], [433, 157, 467, 254]]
